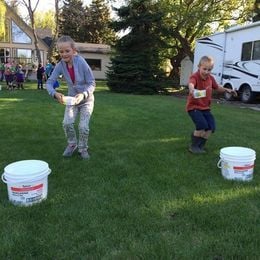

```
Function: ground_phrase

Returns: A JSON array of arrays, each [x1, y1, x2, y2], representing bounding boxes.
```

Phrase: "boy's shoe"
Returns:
[[63, 144, 77, 157], [189, 146, 205, 154], [189, 134, 206, 154], [79, 148, 90, 159]]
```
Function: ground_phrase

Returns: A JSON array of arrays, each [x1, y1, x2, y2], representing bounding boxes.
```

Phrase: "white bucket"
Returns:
[[217, 147, 256, 181], [1, 160, 51, 206]]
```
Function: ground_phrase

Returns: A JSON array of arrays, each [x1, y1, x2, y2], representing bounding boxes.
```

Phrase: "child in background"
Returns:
[[45, 61, 53, 79], [37, 63, 45, 89], [46, 35, 95, 159], [4, 58, 13, 89], [186, 55, 237, 154], [16, 65, 25, 89], [0, 61, 5, 81]]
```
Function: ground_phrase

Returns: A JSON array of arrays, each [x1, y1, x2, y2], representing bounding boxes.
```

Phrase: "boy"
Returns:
[[186, 56, 237, 154]]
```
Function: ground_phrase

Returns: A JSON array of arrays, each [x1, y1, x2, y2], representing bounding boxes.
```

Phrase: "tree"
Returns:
[[48, 0, 62, 61], [0, 0, 6, 38], [253, 0, 260, 21], [84, 0, 116, 45], [34, 10, 55, 31], [13, 0, 42, 63], [107, 0, 167, 94], [59, 0, 87, 42], [159, 0, 255, 81]]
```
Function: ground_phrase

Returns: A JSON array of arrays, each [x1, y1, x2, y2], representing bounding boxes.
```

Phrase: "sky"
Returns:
[[18, 0, 126, 23], [33, 0, 121, 12], [19, 0, 123, 17], [25, 0, 92, 12]]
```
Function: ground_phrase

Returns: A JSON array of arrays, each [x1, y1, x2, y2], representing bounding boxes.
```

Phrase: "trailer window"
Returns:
[[241, 42, 252, 61], [252, 41, 260, 60]]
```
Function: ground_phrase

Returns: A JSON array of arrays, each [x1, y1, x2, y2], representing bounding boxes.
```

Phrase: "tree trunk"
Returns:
[[21, 0, 41, 64], [47, 0, 60, 60]]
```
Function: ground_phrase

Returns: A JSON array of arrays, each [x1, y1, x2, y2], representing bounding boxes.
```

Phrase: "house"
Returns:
[[0, 4, 49, 74], [0, 4, 111, 80], [76, 42, 111, 80]]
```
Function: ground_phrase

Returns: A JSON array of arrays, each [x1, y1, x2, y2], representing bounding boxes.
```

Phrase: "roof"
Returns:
[[76, 42, 111, 54], [36, 28, 53, 47], [225, 20, 260, 33]]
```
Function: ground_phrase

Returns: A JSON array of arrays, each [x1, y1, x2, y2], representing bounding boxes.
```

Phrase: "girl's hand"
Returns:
[[54, 92, 64, 104], [75, 93, 84, 105]]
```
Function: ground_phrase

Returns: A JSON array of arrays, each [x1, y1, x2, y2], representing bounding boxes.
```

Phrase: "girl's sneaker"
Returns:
[[63, 144, 77, 157], [79, 148, 90, 159]]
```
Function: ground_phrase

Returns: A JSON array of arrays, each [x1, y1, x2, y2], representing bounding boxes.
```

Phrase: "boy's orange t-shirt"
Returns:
[[186, 71, 219, 112]]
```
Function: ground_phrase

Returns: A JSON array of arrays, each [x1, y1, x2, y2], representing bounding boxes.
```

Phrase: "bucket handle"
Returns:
[[1, 169, 51, 184], [217, 159, 222, 169], [1, 173, 7, 184]]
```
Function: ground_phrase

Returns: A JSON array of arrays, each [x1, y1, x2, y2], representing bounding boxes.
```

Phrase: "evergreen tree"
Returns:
[[59, 0, 86, 42], [107, 0, 166, 94], [84, 0, 116, 45]]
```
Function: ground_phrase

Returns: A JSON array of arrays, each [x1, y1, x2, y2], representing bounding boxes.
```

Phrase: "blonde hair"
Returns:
[[198, 55, 214, 66], [56, 35, 77, 50]]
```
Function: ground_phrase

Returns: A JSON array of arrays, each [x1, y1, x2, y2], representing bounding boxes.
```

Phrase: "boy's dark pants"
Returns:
[[188, 109, 215, 153]]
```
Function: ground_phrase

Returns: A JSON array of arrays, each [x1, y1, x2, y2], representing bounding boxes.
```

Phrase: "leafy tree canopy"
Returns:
[[0, 0, 6, 37], [158, 0, 255, 80], [34, 10, 55, 33]]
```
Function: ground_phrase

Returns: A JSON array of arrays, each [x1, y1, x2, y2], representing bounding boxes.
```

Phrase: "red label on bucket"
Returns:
[[11, 183, 43, 192], [233, 165, 254, 171]]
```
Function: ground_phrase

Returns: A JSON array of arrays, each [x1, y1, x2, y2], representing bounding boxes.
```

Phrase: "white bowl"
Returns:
[[193, 89, 206, 98], [63, 96, 76, 105]]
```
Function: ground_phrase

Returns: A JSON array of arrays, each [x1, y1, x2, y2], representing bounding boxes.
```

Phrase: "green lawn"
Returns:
[[0, 81, 259, 259]]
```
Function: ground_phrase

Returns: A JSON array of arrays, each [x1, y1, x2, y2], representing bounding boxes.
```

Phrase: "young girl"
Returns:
[[186, 56, 237, 154], [46, 35, 95, 159], [16, 64, 25, 89]]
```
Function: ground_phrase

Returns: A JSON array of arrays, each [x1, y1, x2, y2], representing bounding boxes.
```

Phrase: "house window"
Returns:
[[252, 40, 260, 60], [13, 48, 32, 64], [0, 48, 10, 62], [0, 19, 10, 43], [11, 21, 31, 44], [241, 42, 252, 61], [85, 59, 101, 71]]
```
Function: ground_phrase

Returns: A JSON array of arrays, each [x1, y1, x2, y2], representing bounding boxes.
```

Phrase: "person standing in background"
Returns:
[[0, 61, 5, 81], [45, 61, 53, 79], [16, 65, 25, 89], [37, 63, 45, 89]]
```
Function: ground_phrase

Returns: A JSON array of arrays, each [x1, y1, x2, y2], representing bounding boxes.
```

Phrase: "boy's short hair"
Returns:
[[199, 56, 214, 66]]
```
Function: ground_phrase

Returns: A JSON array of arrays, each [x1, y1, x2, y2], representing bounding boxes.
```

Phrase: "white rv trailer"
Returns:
[[193, 21, 260, 103]]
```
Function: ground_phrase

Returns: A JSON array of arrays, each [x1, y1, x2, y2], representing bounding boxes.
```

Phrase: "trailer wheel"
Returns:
[[224, 85, 235, 101], [240, 85, 255, 103]]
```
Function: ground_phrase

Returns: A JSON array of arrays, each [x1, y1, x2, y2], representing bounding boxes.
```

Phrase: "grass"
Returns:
[[0, 81, 259, 259]]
